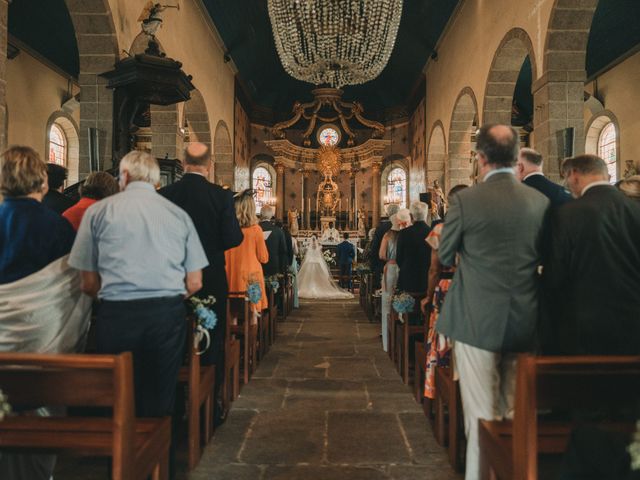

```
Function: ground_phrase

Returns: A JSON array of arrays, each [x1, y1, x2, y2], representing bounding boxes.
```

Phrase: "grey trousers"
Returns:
[[454, 341, 518, 480]]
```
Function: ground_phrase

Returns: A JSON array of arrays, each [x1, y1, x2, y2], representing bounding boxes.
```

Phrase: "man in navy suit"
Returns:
[[336, 233, 355, 289], [516, 148, 572, 207]]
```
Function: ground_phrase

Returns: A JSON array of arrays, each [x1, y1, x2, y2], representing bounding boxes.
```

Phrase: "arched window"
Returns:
[[48, 123, 67, 166], [252, 166, 273, 214], [598, 122, 617, 183], [386, 167, 407, 208]]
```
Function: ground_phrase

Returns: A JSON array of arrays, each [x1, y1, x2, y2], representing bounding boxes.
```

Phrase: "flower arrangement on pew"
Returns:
[[629, 421, 640, 471], [0, 389, 12, 421], [188, 295, 217, 355], [323, 249, 336, 266], [355, 263, 371, 275], [266, 274, 283, 294], [247, 280, 262, 305], [392, 291, 416, 314]]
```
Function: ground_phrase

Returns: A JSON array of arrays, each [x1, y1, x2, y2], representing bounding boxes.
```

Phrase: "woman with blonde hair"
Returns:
[[224, 190, 269, 314]]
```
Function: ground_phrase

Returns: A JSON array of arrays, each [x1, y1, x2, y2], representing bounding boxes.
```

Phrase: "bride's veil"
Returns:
[[297, 235, 353, 299], [302, 235, 330, 275]]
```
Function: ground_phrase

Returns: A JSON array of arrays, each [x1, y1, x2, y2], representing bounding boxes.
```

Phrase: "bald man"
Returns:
[[437, 124, 549, 480], [160, 142, 243, 424]]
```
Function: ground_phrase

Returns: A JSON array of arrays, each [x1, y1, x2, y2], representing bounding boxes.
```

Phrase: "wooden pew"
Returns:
[[0, 352, 170, 480], [224, 295, 242, 406], [228, 292, 257, 385], [479, 355, 640, 480], [434, 365, 465, 472], [394, 292, 426, 384], [177, 315, 215, 470]]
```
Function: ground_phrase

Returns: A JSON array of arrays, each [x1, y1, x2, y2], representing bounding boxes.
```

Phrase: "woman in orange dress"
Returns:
[[224, 190, 269, 314]]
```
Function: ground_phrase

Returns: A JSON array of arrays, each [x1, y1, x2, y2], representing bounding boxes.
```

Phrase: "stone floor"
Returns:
[[180, 299, 461, 480], [55, 299, 461, 480]]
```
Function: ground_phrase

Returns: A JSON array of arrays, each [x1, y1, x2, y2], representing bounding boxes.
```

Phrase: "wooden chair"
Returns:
[[268, 283, 278, 339], [479, 355, 640, 480], [0, 352, 171, 480], [414, 340, 427, 404], [224, 295, 242, 406], [387, 308, 398, 361], [177, 315, 215, 470], [228, 292, 257, 385], [434, 365, 465, 472]]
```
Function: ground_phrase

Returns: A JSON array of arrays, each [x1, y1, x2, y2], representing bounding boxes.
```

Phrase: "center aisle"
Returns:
[[184, 299, 461, 480]]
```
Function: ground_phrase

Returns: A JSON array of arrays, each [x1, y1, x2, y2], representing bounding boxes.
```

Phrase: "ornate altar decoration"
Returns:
[[267, 0, 403, 88], [272, 88, 385, 147]]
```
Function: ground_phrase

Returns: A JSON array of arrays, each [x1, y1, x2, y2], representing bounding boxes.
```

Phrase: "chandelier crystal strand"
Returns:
[[268, 0, 403, 88]]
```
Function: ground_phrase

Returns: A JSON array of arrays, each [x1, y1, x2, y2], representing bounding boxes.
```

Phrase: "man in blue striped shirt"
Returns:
[[69, 150, 208, 422]]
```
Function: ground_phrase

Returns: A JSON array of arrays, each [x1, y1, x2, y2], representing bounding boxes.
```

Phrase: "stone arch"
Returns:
[[63, 0, 119, 177], [426, 120, 446, 188], [585, 109, 620, 180], [483, 28, 537, 125], [184, 90, 211, 150], [534, 0, 599, 180], [214, 120, 233, 187], [45, 111, 80, 184], [447, 88, 479, 190]]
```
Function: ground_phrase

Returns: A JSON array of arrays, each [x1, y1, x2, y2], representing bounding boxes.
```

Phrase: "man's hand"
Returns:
[[185, 270, 203, 298], [420, 297, 431, 316], [80, 271, 101, 298]]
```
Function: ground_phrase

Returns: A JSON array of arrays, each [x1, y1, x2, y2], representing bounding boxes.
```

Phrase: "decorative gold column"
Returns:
[[275, 162, 285, 221], [302, 170, 310, 230], [372, 161, 382, 228]]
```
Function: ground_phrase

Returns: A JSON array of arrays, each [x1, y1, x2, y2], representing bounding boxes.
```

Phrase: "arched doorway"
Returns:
[[426, 121, 446, 190], [483, 28, 537, 145], [214, 121, 233, 187], [447, 88, 478, 190]]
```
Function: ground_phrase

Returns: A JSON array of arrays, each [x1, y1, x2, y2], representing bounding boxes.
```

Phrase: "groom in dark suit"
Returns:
[[336, 233, 355, 289], [160, 143, 243, 422], [516, 147, 572, 207]]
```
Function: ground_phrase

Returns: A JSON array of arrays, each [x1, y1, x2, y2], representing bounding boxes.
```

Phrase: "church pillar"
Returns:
[[0, 0, 8, 153], [532, 73, 586, 183], [302, 170, 310, 230], [372, 161, 382, 228], [275, 162, 285, 221]]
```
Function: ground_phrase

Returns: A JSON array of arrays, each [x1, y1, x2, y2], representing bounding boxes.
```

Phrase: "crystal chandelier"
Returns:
[[268, 0, 403, 88]]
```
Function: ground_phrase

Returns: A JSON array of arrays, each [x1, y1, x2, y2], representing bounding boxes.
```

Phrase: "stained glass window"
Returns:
[[49, 124, 66, 166], [252, 166, 273, 214], [318, 127, 340, 147], [598, 122, 617, 183], [386, 167, 407, 208]]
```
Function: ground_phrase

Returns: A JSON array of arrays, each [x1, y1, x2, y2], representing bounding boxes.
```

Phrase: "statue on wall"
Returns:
[[624, 159, 638, 179], [431, 180, 447, 220], [357, 208, 367, 237], [288, 207, 300, 236]]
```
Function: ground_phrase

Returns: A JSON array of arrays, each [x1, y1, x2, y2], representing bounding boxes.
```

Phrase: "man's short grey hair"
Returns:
[[120, 150, 160, 185], [561, 154, 608, 178], [261, 205, 275, 220], [410, 201, 429, 221], [519, 148, 543, 166], [386, 203, 400, 217]]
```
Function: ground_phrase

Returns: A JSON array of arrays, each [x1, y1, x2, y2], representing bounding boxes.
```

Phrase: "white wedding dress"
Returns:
[[298, 237, 354, 300]]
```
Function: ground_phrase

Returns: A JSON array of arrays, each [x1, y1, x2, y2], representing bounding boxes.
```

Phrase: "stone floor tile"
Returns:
[[264, 465, 389, 480], [327, 411, 411, 464]]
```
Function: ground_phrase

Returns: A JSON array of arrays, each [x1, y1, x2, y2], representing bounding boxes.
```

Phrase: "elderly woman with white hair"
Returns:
[[396, 201, 432, 294], [378, 208, 411, 351]]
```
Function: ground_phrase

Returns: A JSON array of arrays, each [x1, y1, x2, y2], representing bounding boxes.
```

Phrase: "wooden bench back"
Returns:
[[0, 352, 135, 478], [513, 354, 640, 480]]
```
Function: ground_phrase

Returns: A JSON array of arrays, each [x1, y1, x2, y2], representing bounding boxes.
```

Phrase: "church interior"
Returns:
[[0, 0, 639, 479]]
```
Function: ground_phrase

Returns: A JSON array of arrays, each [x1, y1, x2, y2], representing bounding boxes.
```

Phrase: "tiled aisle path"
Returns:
[[184, 299, 461, 480]]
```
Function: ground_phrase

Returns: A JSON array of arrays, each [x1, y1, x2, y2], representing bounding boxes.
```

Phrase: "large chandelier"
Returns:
[[267, 0, 403, 88]]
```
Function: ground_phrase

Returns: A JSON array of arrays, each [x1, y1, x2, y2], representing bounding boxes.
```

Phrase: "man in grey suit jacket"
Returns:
[[437, 124, 549, 480]]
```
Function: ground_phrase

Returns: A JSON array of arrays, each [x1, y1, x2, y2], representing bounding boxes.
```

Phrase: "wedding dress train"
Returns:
[[297, 237, 353, 300]]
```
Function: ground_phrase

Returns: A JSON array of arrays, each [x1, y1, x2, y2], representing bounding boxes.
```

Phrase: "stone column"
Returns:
[[302, 170, 310, 230], [533, 72, 586, 183], [0, 0, 8, 153], [275, 162, 285, 221], [371, 161, 382, 228]]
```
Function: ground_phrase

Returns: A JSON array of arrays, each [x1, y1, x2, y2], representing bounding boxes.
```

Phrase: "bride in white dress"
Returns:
[[298, 236, 353, 299]]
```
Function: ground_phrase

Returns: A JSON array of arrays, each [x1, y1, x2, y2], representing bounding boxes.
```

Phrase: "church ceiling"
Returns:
[[202, 0, 460, 121]]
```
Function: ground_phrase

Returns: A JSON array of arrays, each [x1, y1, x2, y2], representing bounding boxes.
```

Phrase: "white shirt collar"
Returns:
[[581, 180, 611, 197], [523, 171, 545, 181], [484, 167, 515, 182]]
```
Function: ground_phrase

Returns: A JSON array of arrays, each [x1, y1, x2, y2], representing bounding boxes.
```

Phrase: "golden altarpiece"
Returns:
[[265, 88, 390, 238]]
